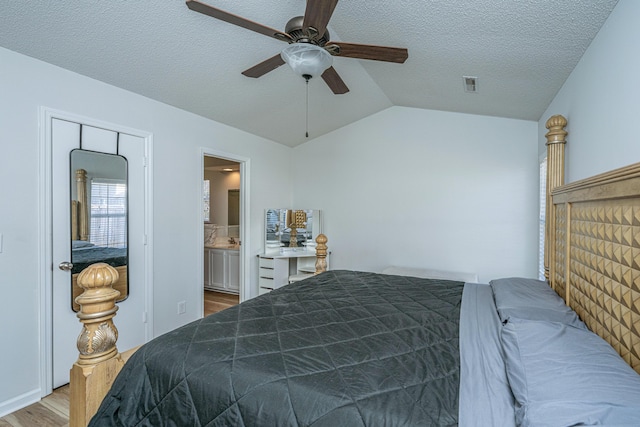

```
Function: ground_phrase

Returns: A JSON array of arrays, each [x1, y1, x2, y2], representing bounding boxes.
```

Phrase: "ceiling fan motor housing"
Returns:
[[285, 16, 330, 45]]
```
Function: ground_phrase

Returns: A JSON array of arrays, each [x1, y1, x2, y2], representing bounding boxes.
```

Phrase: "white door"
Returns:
[[51, 119, 148, 388]]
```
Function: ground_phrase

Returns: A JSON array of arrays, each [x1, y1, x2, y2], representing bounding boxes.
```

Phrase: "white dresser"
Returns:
[[258, 250, 319, 295]]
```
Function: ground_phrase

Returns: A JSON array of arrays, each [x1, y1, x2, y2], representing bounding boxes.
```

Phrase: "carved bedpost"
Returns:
[[71, 200, 79, 241], [315, 234, 328, 274], [544, 115, 567, 281], [76, 168, 89, 241], [70, 263, 123, 427]]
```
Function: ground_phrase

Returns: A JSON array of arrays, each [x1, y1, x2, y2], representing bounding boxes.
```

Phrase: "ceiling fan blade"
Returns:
[[326, 42, 408, 63], [186, 0, 291, 42], [321, 67, 349, 94], [242, 54, 286, 78], [303, 0, 339, 38]]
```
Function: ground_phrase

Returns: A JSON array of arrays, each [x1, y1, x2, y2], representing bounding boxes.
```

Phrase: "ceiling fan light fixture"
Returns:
[[281, 43, 333, 79]]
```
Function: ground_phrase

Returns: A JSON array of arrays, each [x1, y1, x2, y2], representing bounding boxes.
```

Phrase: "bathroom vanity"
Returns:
[[204, 246, 239, 293]]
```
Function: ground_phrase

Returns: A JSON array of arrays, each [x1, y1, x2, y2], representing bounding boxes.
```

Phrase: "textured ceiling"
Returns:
[[0, 0, 618, 146]]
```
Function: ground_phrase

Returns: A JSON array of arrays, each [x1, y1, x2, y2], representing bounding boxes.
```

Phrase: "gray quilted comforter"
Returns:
[[89, 270, 464, 426]]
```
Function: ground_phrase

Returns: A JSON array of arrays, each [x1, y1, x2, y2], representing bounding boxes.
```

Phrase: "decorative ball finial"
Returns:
[[545, 114, 568, 145], [314, 234, 328, 274], [77, 262, 120, 291], [75, 262, 121, 363], [315, 233, 328, 246]]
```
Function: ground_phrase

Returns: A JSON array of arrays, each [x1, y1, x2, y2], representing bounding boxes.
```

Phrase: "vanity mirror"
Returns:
[[68, 149, 128, 311], [264, 209, 322, 254]]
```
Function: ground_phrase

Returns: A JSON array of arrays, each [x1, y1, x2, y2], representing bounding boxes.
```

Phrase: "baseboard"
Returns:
[[0, 388, 41, 418]]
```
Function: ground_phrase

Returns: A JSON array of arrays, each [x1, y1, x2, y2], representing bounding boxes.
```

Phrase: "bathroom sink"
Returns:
[[205, 244, 240, 250]]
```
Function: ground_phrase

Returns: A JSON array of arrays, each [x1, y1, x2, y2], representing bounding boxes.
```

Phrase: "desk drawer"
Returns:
[[259, 276, 275, 288], [258, 287, 273, 295], [259, 267, 274, 279], [259, 257, 275, 269]]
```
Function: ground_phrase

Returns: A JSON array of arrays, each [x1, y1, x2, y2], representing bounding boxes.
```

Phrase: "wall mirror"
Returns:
[[69, 149, 128, 312], [264, 209, 321, 254]]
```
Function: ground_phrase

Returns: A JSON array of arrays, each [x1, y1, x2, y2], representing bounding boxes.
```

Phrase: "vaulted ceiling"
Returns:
[[0, 1, 618, 146]]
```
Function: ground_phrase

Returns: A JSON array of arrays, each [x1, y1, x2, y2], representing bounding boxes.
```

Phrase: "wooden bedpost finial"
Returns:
[[75, 263, 121, 365], [70, 263, 125, 427], [315, 234, 328, 274], [545, 115, 568, 145], [543, 114, 568, 283]]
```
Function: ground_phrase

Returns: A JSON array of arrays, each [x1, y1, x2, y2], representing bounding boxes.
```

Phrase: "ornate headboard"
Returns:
[[545, 116, 640, 373]]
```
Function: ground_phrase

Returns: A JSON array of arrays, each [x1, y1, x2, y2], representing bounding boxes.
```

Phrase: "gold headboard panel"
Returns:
[[550, 162, 640, 373], [551, 203, 567, 300]]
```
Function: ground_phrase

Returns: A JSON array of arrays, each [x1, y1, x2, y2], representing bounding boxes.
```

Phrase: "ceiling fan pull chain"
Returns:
[[305, 76, 310, 138]]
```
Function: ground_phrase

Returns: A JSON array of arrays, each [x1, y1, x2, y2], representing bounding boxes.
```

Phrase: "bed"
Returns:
[[88, 270, 520, 426], [69, 115, 640, 426]]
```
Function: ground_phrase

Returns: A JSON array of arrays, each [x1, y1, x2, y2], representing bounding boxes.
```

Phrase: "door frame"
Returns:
[[200, 148, 250, 308], [38, 106, 154, 396]]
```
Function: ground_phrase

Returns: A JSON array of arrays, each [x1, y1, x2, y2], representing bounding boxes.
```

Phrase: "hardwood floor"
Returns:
[[204, 290, 239, 316], [1, 291, 238, 424], [0, 385, 69, 427]]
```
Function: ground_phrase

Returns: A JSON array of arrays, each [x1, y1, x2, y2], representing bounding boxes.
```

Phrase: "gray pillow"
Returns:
[[501, 318, 640, 427], [490, 277, 586, 329], [72, 240, 95, 250]]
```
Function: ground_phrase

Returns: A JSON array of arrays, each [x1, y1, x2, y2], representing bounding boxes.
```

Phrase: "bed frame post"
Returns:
[[69, 263, 123, 427], [543, 115, 567, 282], [76, 168, 89, 241], [315, 233, 328, 274]]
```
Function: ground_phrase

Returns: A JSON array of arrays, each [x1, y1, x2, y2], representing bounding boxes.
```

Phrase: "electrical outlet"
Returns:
[[177, 301, 186, 315]]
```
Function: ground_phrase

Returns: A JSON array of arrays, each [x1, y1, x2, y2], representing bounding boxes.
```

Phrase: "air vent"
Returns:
[[463, 76, 478, 93]]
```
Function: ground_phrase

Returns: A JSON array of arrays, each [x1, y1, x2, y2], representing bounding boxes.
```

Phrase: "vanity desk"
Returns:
[[258, 250, 322, 295], [259, 208, 327, 294]]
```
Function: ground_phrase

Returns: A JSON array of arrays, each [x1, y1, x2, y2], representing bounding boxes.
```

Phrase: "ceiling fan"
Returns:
[[186, 0, 408, 94]]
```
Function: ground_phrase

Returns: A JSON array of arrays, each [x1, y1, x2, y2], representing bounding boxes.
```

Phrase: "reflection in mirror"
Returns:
[[228, 189, 239, 226], [265, 209, 282, 245], [70, 149, 128, 312], [264, 209, 321, 254]]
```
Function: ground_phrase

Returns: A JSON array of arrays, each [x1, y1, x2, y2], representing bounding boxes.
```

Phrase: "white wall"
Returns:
[[0, 46, 292, 414], [293, 106, 539, 283], [539, 0, 640, 181]]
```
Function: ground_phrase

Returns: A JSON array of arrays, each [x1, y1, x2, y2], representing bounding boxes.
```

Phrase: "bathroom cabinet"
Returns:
[[204, 248, 239, 293]]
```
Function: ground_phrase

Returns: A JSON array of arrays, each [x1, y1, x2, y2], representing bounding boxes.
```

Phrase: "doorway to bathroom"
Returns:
[[203, 154, 243, 315]]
